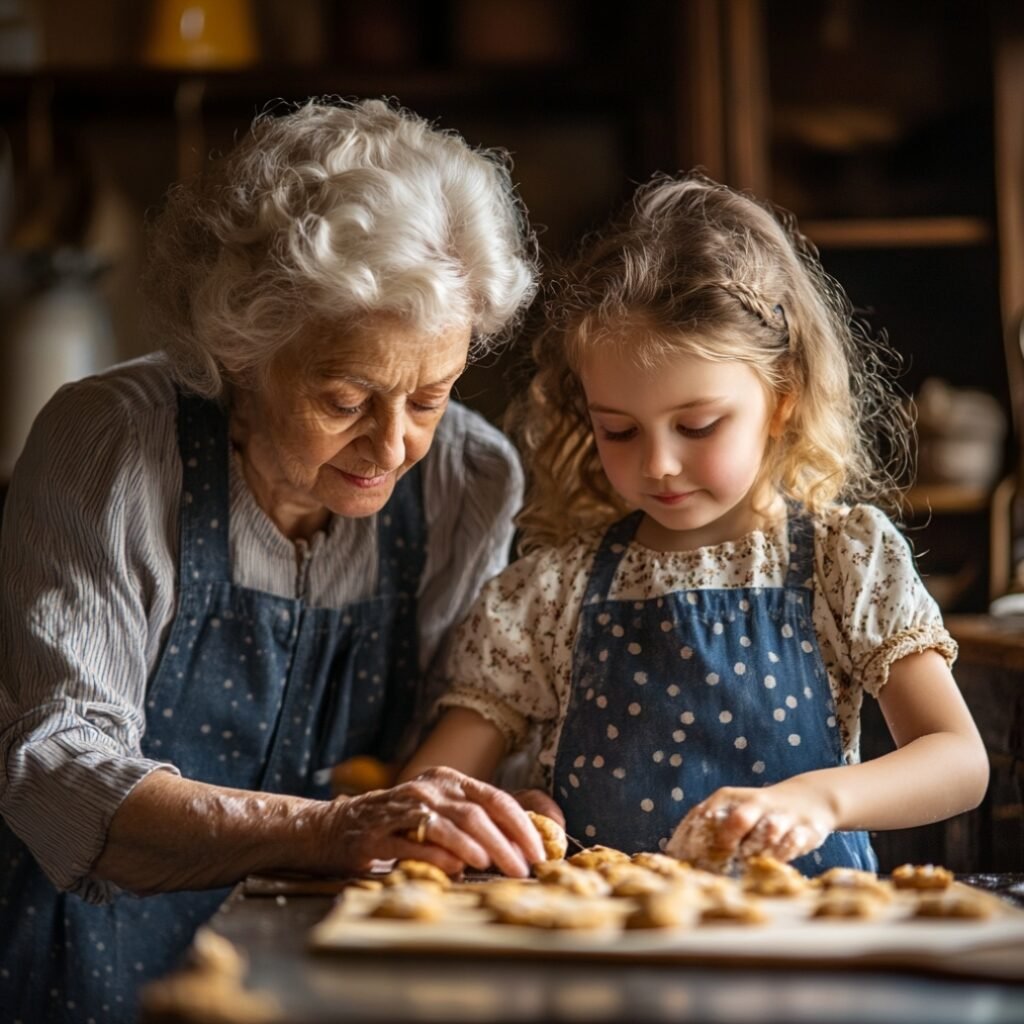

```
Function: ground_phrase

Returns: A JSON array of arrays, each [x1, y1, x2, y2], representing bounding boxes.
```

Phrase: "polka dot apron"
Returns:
[[553, 508, 876, 875], [0, 391, 426, 1024]]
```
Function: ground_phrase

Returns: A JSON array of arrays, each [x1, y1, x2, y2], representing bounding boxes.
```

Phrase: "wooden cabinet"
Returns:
[[1, 2, 1021, 570], [669, 0, 1024, 612], [0, 1, 693, 426]]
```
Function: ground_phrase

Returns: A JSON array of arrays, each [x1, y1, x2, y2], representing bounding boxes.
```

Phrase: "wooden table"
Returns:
[[141, 875, 1024, 1024]]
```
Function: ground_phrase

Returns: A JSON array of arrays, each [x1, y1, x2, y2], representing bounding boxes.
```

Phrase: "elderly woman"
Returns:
[[0, 98, 546, 1023]]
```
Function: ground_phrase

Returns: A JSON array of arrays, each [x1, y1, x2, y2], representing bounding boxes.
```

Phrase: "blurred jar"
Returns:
[[0, 248, 116, 479], [915, 377, 1007, 490], [142, 0, 259, 69]]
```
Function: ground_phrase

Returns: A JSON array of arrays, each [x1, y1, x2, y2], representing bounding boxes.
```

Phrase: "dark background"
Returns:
[[1, 0, 1022, 612]]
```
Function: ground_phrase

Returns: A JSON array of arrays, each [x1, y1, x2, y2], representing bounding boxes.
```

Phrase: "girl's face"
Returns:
[[581, 343, 790, 550]]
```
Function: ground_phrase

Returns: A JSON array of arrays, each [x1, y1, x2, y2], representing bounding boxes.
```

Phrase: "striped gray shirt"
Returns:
[[0, 354, 523, 902]]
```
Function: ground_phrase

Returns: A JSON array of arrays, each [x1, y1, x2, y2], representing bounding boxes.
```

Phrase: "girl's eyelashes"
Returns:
[[599, 425, 637, 442], [596, 419, 721, 441], [678, 420, 719, 438]]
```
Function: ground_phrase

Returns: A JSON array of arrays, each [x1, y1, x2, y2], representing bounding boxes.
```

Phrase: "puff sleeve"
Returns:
[[816, 504, 957, 699]]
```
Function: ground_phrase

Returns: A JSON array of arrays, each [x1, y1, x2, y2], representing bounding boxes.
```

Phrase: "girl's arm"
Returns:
[[398, 707, 509, 783], [668, 649, 989, 864]]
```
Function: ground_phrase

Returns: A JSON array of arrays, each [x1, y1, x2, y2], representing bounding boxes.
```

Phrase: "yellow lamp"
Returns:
[[142, 0, 259, 69]]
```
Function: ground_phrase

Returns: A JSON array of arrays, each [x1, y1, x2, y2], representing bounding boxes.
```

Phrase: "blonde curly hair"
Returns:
[[143, 97, 538, 397], [510, 172, 911, 552]]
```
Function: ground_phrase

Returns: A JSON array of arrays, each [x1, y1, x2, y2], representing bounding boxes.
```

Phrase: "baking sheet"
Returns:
[[307, 881, 1024, 978]]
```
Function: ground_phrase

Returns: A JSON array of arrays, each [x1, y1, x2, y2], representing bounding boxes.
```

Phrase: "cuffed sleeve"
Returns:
[[817, 504, 955, 698]]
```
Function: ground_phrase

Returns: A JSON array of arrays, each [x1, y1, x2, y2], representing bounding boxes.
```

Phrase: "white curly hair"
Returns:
[[143, 97, 538, 397]]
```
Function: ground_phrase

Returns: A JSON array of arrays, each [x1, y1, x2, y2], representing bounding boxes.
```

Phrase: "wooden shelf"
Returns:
[[0, 64, 623, 117], [804, 217, 993, 250]]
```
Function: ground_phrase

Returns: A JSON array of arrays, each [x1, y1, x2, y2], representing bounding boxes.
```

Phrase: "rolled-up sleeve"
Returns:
[[0, 383, 180, 903]]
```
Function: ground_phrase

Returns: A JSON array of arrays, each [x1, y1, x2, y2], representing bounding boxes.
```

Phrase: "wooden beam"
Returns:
[[993, 0, 1024, 441], [724, 0, 769, 194], [681, 0, 726, 179]]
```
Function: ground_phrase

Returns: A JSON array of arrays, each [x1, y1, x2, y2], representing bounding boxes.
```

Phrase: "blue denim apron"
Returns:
[[0, 391, 426, 1024], [553, 508, 876, 875]]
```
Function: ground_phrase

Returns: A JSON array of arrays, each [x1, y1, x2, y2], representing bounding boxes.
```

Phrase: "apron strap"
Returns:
[[176, 390, 232, 585], [783, 500, 817, 591], [375, 464, 427, 600], [582, 510, 645, 606], [371, 463, 427, 758]]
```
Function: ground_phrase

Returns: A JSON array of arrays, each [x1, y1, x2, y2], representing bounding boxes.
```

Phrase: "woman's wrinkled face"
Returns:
[[252, 315, 470, 519]]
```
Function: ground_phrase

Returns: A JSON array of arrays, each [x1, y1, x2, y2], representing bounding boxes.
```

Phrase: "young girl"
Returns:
[[401, 172, 989, 874]]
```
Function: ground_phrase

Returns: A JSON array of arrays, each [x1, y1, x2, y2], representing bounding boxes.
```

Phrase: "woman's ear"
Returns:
[[769, 392, 797, 439]]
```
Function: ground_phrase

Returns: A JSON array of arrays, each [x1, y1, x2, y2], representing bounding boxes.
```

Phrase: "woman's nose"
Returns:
[[369, 409, 406, 471]]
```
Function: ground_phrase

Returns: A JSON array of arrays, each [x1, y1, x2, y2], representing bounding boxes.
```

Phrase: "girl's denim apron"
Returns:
[[553, 508, 876, 875], [0, 391, 426, 1023]]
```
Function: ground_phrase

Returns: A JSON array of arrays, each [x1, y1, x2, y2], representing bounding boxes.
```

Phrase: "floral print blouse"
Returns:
[[438, 504, 957, 788]]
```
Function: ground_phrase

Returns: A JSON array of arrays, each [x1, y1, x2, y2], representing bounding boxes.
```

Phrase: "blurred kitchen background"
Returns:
[[1, 0, 1023, 617]]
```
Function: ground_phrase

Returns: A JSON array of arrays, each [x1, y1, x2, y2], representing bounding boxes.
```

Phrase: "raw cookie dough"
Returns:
[[526, 810, 569, 861]]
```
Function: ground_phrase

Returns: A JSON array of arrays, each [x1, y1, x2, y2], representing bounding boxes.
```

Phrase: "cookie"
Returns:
[[602, 864, 669, 898], [625, 888, 700, 930], [741, 854, 808, 897], [370, 884, 445, 921], [567, 845, 631, 871], [891, 863, 954, 891], [912, 891, 994, 920], [813, 867, 892, 901], [630, 852, 691, 877], [545, 895, 621, 931], [486, 886, 618, 930], [700, 894, 767, 925], [679, 810, 737, 874], [526, 811, 569, 862], [534, 860, 611, 898], [812, 892, 883, 920], [385, 859, 451, 890]]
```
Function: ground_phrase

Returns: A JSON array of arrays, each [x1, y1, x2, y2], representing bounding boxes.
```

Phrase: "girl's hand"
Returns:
[[320, 766, 546, 878], [511, 788, 566, 826], [665, 782, 835, 867]]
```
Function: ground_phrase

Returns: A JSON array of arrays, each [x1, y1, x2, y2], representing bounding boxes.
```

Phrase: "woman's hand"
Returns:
[[321, 766, 546, 877], [665, 781, 836, 868]]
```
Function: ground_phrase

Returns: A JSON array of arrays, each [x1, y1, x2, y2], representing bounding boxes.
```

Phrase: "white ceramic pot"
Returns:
[[0, 250, 116, 478]]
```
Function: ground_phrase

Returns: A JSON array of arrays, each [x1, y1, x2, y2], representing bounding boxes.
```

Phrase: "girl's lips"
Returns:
[[651, 491, 694, 506]]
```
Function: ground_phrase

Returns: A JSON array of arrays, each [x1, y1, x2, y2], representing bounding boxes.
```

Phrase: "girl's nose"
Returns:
[[642, 435, 682, 480]]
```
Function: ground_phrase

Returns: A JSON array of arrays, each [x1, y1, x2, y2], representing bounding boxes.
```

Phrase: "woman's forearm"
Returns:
[[91, 770, 334, 894], [785, 730, 989, 832], [92, 761, 548, 891]]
